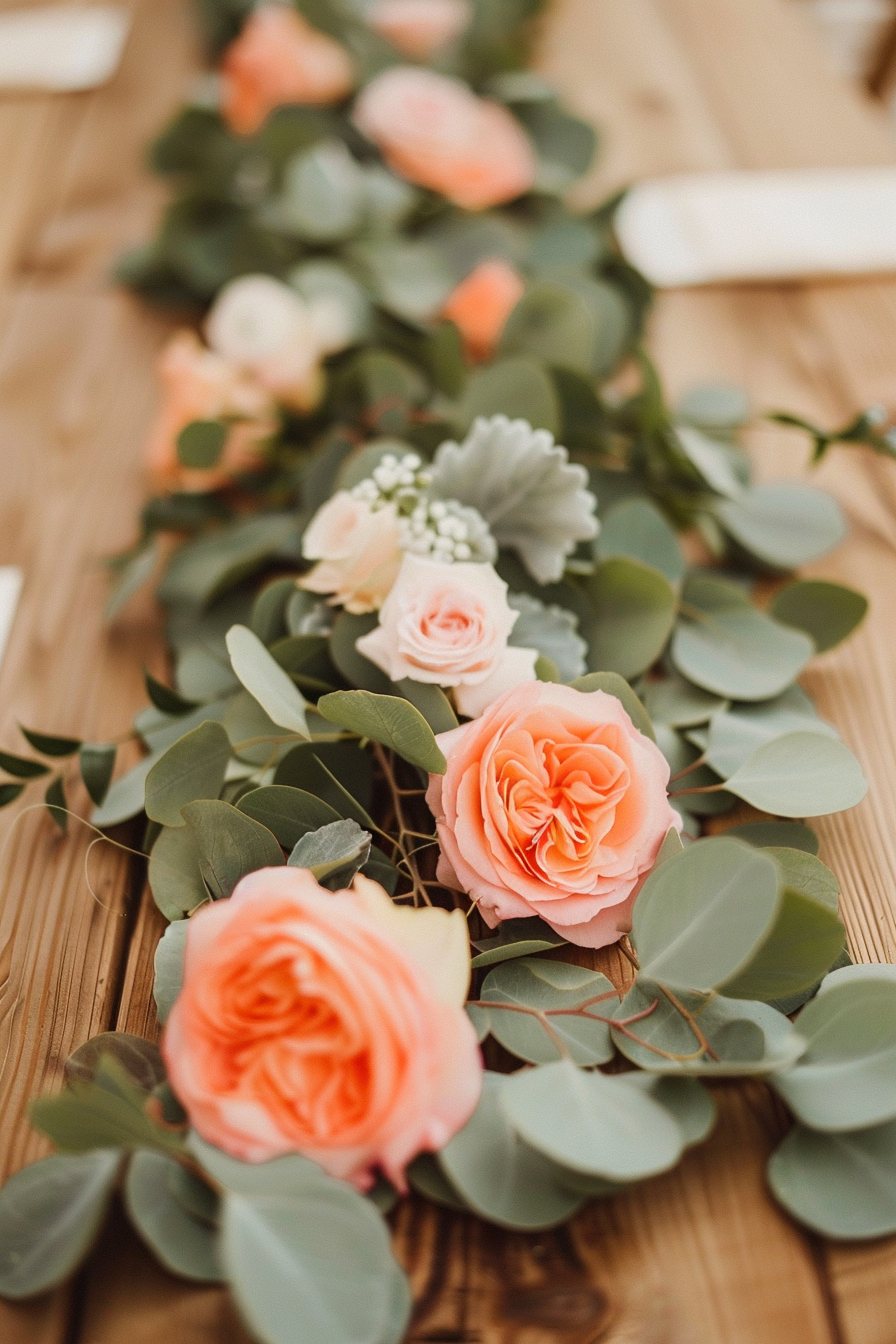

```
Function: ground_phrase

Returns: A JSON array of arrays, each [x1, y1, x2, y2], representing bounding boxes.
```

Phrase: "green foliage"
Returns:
[[182, 800, 284, 898], [0, 1151, 121, 1298], [226, 624, 310, 737], [154, 920, 189, 1023], [149, 824, 209, 920], [125, 1152, 223, 1282], [714, 482, 846, 569], [568, 670, 655, 740], [723, 731, 868, 817], [79, 743, 116, 806], [288, 818, 372, 888], [478, 957, 618, 1064], [582, 558, 677, 679], [316, 690, 447, 773], [237, 785, 342, 849], [177, 419, 227, 470], [470, 917, 567, 969], [65, 1034, 165, 1094], [770, 579, 868, 653], [596, 498, 686, 585], [145, 720, 232, 826], [768, 1120, 896, 1239], [31, 1057, 185, 1158]]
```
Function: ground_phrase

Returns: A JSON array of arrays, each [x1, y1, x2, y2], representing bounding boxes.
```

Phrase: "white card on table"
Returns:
[[615, 166, 896, 287], [0, 568, 23, 674], [0, 6, 130, 92]]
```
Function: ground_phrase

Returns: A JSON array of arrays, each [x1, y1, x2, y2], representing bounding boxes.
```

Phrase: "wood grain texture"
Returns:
[[2, 0, 896, 1340]]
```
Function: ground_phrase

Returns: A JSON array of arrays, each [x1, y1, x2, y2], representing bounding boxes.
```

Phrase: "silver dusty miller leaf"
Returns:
[[430, 415, 599, 583], [508, 593, 588, 681]]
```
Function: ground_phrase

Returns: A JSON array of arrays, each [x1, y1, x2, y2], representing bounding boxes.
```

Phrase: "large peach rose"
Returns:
[[352, 66, 536, 210], [356, 553, 537, 716], [426, 682, 681, 948], [221, 5, 355, 136], [368, 0, 471, 58], [145, 331, 274, 493], [441, 258, 525, 361], [163, 868, 481, 1186], [299, 491, 403, 613]]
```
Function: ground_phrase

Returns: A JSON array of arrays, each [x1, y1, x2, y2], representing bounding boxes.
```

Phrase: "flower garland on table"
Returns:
[[2, 1, 896, 1340]]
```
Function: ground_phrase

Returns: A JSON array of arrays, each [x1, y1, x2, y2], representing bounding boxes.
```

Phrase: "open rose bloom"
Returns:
[[353, 66, 536, 209], [367, 0, 472, 58], [163, 868, 482, 1186], [221, 4, 355, 135], [427, 681, 682, 948]]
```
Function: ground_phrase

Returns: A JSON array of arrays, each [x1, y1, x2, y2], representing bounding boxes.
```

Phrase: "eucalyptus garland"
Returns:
[[1, 1, 896, 1339]]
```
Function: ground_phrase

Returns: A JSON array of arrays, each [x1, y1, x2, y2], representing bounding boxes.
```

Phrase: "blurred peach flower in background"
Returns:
[[368, 0, 471, 59], [299, 492, 404, 613], [441, 258, 525, 360], [163, 867, 481, 1187], [221, 4, 355, 135], [427, 682, 682, 948], [145, 331, 274, 493], [353, 66, 537, 209]]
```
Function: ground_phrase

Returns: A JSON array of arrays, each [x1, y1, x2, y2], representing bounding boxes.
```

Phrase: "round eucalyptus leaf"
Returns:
[[643, 674, 727, 729], [125, 1152, 222, 1282], [715, 482, 847, 569], [597, 498, 686, 585], [226, 625, 309, 738], [501, 1059, 684, 1181], [407, 1154, 468, 1212], [0, 1150, 121, 1298], [632, 837, 781, 991], [618, 1074, 717, 1146], [818, 962, 896, 995], [675, 384, 750, 431], [674, 425, 745, 498], [437, 1074, 584, 1230], [329, 611, 393, 695], [457, 357, 561, 436], [480, 957, 618, 1065], [704, 687, 838, 778], [149, 822, 210, 920], [274, 140, 365, 243], [770, 579, 868, 653], [768, 1120, 896, 1240], [583, 558, 677, 679], [154, 919, 189, 1023], [222, 1183, 402, 1344], [725, 821, 819, 856], [772, 977, 896, 1131], [144, 721, 232, 828], [724, 732, 868, 817], [612, 981, 804, 1076], [672, 574, 813, 702], [65, 1033, 165, 1094], [499, 280, 597, 377]]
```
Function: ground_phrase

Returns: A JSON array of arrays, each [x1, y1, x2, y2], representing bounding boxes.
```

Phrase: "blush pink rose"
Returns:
[[221, 5, 355, 136], [352, 66, 536, 210], [163, 867, 481, 1187], [145, 331, 275, 493], [299, 492, 403, 613], [368, 0, 471, 58], [355, 553, 537, 716], [426, 681, 681, 948], [441, 259, 525, 361]]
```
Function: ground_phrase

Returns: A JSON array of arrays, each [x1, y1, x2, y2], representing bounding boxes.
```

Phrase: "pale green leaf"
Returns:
[[768, 1120, 896, 1240], [479, 957, 617, 1065], [583, 558, 677, 679], [770, 579, 868, 653], [144, 721, 231, 827], [724, 732, 868, 817], [125, 1152, 222, 1282], [316, 690, 446, 774], [226, 625, 309, 737]]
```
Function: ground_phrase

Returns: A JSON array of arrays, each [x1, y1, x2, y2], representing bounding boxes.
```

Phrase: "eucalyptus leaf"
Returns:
[[154, 919, 189, 1023], [125, 1151, 222, 1282], [674, 425, 744, 499], [237, 785, 342, 850], [149, 823, 209, 921], [158, 514, 299, 610], [715, 482, 847, 569], [704, 688, 838, 778], [676, 384, 750, 431], [506, 594, 587, 682], [724, 732, 868, 817], [0, 1150, 121, 1298], [726, 820, 819, 855], [479, 957, 618, 1065], [182, 799, 285, 898], [144, 721, 232, 827], [619, 1073, 717, 1146], [226, 625, 309, 737], [394, 679, 459, 735], [288, 818, 371, 888], [317, 690, 446, 774], [437, 1073, 584, 1230], [643, 674, 727, 728], [632, 837, 781, 992], [456, 357, 560, 436], [471, 916, 567, 969], [768, 1120, 896, 1239], [66, 1034, 165, 1095], [31, 1058, 184, 1157], [407, 1154, 468, 1212], [19, 726, 81, 757], [274, 743, 374, 826], [770, 579, 868, 653], [92, 751, 161, 828], [501, 1059, 683, 1181], [251, 577, 297, 646], [583, 558, 677, 679], [597, 499, 686, 585], [177, 419, 227, 470], [0, 750, 49, 779], [772, 975, 896, 1131], [329, 611, 394, 694], [672, 574, 813, 701]]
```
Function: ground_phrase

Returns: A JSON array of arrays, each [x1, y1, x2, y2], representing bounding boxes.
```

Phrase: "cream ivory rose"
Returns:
[[352, 66, 536, 210], [221, 5, 355, 136], [299, 492, 403, 613], [355, 553, 538, 717], [163, 867, 481, 1187], [426, 681, 681, 948]]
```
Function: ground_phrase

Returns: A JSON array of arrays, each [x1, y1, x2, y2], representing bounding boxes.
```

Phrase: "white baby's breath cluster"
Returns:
[[351, 451, 496, 563]]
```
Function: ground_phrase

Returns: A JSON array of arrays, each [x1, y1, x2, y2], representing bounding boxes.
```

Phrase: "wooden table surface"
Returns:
[[2, 1, 896, 1340]]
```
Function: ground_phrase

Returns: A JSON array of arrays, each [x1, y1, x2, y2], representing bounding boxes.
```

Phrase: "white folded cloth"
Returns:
[[615, 166, 896, 286], [0, 568, 22, 674], [0, 6, 130, 92]]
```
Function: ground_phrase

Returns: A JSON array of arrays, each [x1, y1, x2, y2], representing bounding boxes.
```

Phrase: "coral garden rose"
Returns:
[[221, 4, 355, 135], [299, 491, 403, 613], [355, 553, 538, 717], [163, 867, 481, 1186], [206, 274, 333, 413], [441, 258, 525, 361], [368, 0, 471, 59], [426, 681, 681, 948], [145, 330, 274, 493], [352, 66, 536, 210]]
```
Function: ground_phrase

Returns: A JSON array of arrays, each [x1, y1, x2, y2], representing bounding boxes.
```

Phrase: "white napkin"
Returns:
[[0, 568, 23, 674], [615, 167, 896, 287], [0, 6, 130, 92]]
